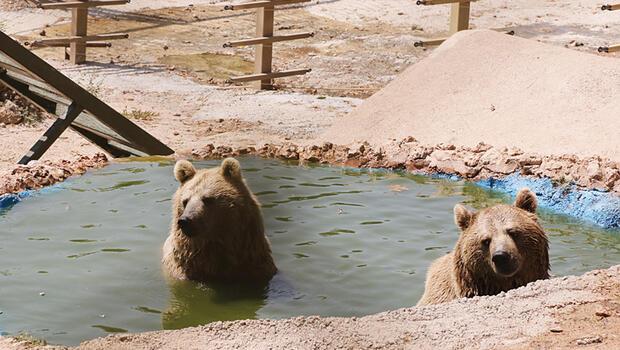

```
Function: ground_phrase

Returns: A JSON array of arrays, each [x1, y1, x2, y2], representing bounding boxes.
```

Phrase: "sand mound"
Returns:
[[321, 30, 620, 161]]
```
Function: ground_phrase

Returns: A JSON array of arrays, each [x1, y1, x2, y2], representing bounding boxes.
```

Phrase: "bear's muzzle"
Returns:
[[492, 250, 519, 277]]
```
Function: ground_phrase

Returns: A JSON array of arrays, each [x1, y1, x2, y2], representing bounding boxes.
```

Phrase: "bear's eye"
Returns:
[[182, 198, 189, 207], [202, 196, 214, 205], [481, 238, 491, 247]]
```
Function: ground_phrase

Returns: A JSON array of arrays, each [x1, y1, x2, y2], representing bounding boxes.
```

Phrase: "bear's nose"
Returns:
[[492, 250, 511, 269], [177, 217, 190, 230]]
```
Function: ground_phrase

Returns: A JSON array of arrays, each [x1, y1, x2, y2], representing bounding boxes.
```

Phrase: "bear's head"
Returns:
[[172, 158, 261, 243], [452, 188, 549, 294]]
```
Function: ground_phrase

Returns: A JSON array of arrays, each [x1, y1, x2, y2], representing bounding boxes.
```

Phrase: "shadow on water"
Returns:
[[162, 280, 269, 329]]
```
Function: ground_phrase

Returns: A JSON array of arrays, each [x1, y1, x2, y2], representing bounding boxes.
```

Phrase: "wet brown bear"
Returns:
[[417, 188, 549, 306], [162, 158, 277, 284]]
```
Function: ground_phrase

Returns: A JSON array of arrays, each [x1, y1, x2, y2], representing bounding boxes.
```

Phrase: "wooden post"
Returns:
[[449, 1, 470, 34], [70, 6, 89, 64], [255, 4, 275, 90]]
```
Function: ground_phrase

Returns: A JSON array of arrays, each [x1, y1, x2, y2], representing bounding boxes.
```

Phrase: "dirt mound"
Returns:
[[321, 30, 620, 161]]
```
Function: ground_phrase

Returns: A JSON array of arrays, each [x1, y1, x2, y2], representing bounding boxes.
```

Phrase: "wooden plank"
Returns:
[[224, 0, 310, 11], [601, 4, 620, 11], [224, 32, 313, 48], [19, 103, 84, 165], [598, 44, 620, 53], [414, 29, 513, 48], [31, 33, 128, 46], [255, 4, 275, 90], [229, 68, 311, 83], [0, 30, 174, 157], [70, 7, 89, 64], [0, 70, 58, 114], [39, 0, 130, 10], [70, 124, 133, 158], [30, 41, 112, 48], [413, 38, 447, 47], [416, 0, 475, 5], [449, 1, 470, 33]]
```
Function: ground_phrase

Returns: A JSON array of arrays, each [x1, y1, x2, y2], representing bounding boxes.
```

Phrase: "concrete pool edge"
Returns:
[[3, 139, 619, 229], [0, 154, 109, 209], [190, 139, 620, 229]]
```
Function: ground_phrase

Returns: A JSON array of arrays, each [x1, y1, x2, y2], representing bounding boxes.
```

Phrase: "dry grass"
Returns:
[[123, 109, 160, 121]]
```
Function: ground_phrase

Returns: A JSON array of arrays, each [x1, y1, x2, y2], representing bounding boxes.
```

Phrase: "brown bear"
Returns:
[[162, 158, 277, 284], [417, 188, 549, 306]]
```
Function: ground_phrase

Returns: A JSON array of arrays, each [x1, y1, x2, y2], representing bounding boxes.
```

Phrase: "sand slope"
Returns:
[[321, 30, 620, 161]]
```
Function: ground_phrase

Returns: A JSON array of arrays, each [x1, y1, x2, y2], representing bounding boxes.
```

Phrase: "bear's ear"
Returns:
[[514, 188, 537, 213], [454, 204, 473, 232], [220, 158, 242, 181], [174, 160, 196, 184]]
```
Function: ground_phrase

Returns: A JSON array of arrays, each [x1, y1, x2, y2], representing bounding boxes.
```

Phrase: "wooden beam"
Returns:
[[70, 124, 133, 158], [598, 44, 620, 53], [224, 32, 313, 48], [30, 33, 128, 46], [601, 4, 620, 11], [0, 31, 174, 157], [416, 0, 475, 5], [413, 38, 447, 47], [70, 6, 89, 64], [39, 0, 130, 10], [229, 68, 311, 83], [449, 1, 470, 33], [19, 103, 84, 165], [225, 0, 310, 11], [0, 69, 58, 114], [30, 41, 112, 48], [255, 4, 275, 90], [414, 29, 514, 48]]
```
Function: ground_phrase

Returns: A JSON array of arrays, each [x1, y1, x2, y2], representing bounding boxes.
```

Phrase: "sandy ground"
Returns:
[[1, 1, 620, 349], [2, 265, 619, 350], [322, 29, 620, 161]]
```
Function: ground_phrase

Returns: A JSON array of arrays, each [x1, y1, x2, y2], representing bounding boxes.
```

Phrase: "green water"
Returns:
[[0, 158, 619, 345]]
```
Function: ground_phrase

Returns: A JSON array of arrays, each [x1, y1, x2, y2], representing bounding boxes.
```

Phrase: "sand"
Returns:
[[321, 30, 620, 161]]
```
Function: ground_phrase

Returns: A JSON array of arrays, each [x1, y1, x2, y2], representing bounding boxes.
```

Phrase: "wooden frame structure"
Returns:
[[224, 0, 313, 90], [30, 0, 131, 64], [413, 0, 513, 48], [414, 0, 474, 47], [598, 4, 620, 53], [0, 31, 173, 164]]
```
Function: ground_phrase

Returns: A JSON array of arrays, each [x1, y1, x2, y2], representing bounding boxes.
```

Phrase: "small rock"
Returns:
[[173, 131, 180, 136], [39, 30, 46, 36], [595, 310, 611, 318], [163, 45, 169, 50], [576, 336, 602, 345], [39, 292, 46, 296], [549, 327, 563, 333]]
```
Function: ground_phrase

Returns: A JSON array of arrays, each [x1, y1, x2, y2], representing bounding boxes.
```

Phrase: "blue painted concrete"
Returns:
[[0, 191, 32, 209], [477, 173, 620, 229]]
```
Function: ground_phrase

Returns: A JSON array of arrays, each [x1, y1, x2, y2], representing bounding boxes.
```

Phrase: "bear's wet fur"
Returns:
[[162, 158, 277, 284], [417, 188, 549, 305]]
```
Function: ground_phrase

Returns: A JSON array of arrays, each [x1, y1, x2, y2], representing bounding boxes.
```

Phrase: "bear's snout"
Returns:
[[177, 216, 194, 237], [491, 250, 518, 277]]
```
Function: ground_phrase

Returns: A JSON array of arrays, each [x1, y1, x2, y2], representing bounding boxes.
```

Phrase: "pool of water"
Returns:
[[1, 157, 619, 345]]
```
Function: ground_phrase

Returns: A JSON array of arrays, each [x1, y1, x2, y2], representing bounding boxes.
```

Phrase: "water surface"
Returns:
[[0, 157, 618, 345]]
